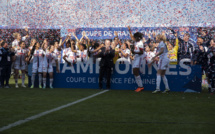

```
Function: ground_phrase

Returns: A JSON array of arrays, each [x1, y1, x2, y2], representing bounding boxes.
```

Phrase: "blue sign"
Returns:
[[62, 27, 199, 44], [28, 59, 202, 92]]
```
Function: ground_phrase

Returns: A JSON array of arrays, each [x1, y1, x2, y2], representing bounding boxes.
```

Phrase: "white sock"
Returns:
[[135, 75, 143, 87], [43, 78, 46, 87], [156, 74, 161, 90], [39, 74, 42, 86], [162, 76, 169, 90], [50, 79, 53, 87], [31, 74, 36, 86], [22, 74, 25, 85]]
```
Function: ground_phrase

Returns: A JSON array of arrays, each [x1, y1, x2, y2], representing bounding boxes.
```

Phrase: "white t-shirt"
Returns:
[[65, 51, 77, 64], [76, 50, 88, 63], [121, 48, 131, 62], [134, 40, 144, 57], [157, 41, 168, 59], [146, 51, 156, 64], [32, 49, 44, 67], [12, 37, 26, 49], [43, 50, 57, 67], [62, 47, 71, 63], [14, 48, 28, 65]]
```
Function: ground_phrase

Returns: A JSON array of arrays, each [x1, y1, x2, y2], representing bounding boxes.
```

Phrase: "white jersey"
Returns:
[[32, 49, 44, 67], [62, 47, 71, 63], [53, 48, 61, 64], [157, 41, 168, 59], [42, 50, 57, 68], [76, 50, 88, 63], [12, 37, 26, 49], [14, 48, 28, 65], [134, 40, 144, 57], [65, 51, 77, 64], [145, 51, 156, 64], [121, 48, 131, 63]]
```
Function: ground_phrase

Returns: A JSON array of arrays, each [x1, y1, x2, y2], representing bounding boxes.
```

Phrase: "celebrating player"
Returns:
[[14, 41, 28, 88], [42, 45, 60, 89], [152, 34, 170, 93], [128, 26, 144, 92], [29, 42, 44, 88], [119, 42, 131, 64], [63, 41, 77, 66]]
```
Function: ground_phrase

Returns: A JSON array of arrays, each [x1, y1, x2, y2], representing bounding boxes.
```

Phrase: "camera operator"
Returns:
[[0, 41, 15, 88]]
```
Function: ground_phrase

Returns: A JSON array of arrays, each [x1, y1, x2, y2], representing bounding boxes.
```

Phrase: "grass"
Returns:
[[0, 78, 215, 134]]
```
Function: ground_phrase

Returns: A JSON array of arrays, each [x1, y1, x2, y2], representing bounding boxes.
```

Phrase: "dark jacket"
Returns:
[[0, 47, 15, 66], [98, 47, 115, 68], [178, 37, 194, 61]]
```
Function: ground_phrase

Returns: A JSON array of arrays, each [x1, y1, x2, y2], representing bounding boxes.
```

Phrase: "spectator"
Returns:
[[177, 33, 194, 65]]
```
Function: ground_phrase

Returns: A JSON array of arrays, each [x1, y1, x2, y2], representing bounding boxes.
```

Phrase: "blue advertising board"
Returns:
[[28, 58, 202, 92]]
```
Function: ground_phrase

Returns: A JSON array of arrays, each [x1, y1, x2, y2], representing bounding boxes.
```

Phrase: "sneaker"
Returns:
[[39, 85, 42, 89], [162, 89, 170, 93], [30, 85, 34, 88], [152, 89, 160, 94], [50, 85, 53, 89], [15, 84, 19, 88], [4, 85, 10, 88], [21, 85, 26, 88], [0, 85, 2, 88], [43, 85, 46, 89], [135, 87, 144, 92]]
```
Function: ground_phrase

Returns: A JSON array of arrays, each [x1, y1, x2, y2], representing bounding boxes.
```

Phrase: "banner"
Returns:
[[61, 27, 215, 46], [28, 58, 202, 92]]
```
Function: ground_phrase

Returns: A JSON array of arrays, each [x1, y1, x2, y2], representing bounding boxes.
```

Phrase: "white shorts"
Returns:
[[42, 66, 53, 73], [32, 64, 43, 73], [132, 56, 143, 69], [14, 64, 26, 70], [158, 58, 169, 70]]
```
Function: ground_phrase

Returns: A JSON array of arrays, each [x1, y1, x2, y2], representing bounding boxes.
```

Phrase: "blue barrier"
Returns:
[[28, 59, 202, 92]]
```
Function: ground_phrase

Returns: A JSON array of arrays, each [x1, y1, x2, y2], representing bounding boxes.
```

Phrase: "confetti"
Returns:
[[0, 0, 214, 28]]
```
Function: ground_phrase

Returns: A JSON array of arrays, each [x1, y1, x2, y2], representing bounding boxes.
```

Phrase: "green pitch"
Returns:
[[0, 78, 214, 134]]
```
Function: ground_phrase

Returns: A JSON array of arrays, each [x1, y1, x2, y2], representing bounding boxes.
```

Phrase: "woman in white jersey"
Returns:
[[14, 41, 28, 88], [128, 26, 144, 92], [152, 34, 170, 93], [12, 28, 29, 50], [29, 42, 44, 88], [71, 43, 88, 63], [42, 45, 60, 89], [119, 42, 131, 64]]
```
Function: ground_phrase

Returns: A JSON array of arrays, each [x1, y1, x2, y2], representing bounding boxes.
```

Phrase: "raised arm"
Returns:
[[60, 35, 69, 48], [84, 33, 90, 47], [72, 31, 80, 43], [127, 26, 135, 41]]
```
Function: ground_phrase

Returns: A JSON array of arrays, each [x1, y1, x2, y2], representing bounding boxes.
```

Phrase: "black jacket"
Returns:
[[0, 47, 15, 66], [178, 37, 194, 61], [98, 47, 115, 68]]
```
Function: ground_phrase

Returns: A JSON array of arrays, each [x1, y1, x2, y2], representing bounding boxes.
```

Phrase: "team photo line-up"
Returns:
[[0, 26, 215, 93]]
